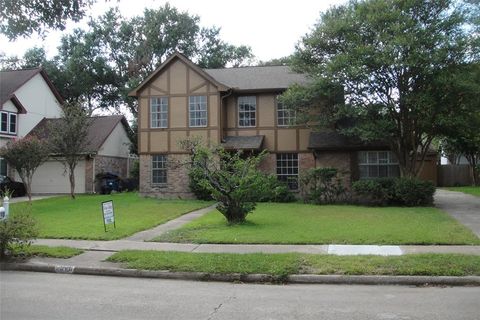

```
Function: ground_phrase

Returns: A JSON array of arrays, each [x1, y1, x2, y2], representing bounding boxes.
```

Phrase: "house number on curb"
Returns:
[[101, 200, 116, 232], [55, 265, 75, 274]]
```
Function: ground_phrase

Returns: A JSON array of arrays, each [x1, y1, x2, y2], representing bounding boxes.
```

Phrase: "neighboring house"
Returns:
[[129, 52, 437, 198], [0, 68, 64, 176], [28, 115, 132, 194]]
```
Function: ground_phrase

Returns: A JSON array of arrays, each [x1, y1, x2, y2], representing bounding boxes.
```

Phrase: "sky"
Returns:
[[0, 0, 346, 62]]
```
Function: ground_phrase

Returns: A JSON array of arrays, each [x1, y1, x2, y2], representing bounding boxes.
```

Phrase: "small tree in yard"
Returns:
[[0, 137, 49, 202], [181, 139, 268, 224], [49, 103, 91, 199]]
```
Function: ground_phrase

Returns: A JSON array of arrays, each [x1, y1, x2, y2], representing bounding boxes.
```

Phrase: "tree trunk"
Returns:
[[69, 164, 76, 199]]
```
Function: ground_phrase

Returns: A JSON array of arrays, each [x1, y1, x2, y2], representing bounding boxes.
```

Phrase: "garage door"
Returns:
[[23, 160, 86, 194]]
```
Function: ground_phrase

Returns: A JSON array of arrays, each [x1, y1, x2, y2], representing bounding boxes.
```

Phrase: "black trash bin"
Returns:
[[96, 172, 122, 194]]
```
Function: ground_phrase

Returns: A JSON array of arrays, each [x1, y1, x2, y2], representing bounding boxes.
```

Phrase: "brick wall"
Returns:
[[139, 154, 195, 199], [314, 151, 352, 188]]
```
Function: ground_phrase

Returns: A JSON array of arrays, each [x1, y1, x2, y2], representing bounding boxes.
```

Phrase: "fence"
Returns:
[[437, 164, 473, 187]]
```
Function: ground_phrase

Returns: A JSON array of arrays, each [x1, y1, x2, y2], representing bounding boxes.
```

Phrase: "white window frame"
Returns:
[[152, 155, 167, 185], [358, 151, 399, 179], [189, 96, 208, 127], [238, 96, 256, 128], [150, 97, 168, 128], [0, 111, 17, 135], [276, 153, 299, 190], [276, 96, 295, 126]]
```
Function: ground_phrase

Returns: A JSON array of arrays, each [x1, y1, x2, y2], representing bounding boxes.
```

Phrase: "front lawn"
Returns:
[[108, 250, 480, 277], [445, 186, 480, 197], [9, 245, 83, 259], [155, 203, 479, 245], [12, 193, 212, 240]]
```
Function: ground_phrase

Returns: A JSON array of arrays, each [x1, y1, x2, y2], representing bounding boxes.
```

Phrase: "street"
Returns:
[[1, 271, 479, 319]]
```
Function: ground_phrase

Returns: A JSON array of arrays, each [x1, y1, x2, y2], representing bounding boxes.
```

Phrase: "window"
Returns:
[[358, 151, 399, 179], [238, 96, 256, 127], [151, 97, 168, 128], [0, 157, 7, 176], [189, 96, 207, 127], [0, 111, 17, 134], [277, 97, 295, 126], [276, 153, 299, 190], [152, 155, 167, 185]]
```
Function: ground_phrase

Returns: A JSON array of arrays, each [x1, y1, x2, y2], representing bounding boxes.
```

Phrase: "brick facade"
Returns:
[[314, 151, 353, 188], [139, 154, 195, 199], [85, 155, 130, 193]]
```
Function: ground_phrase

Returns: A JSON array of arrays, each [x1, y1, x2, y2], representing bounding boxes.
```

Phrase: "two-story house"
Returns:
[[0, 68, 64, 176], [0, 68, 132, 194], [130, 52, 437, 198]]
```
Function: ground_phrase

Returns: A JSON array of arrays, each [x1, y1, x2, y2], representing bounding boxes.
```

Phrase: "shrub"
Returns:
[[0, 210, 38, 259], [189, 166, 213, 201], [394, 177, 435, 206], [300, 167, 347, 204], [255, 175, 296, 203], [353, 177, 435, 206], [352, 178, 396, 205]]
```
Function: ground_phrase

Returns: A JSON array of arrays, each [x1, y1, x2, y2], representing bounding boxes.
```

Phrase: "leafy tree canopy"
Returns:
[[0, 0, 94, 40], [283, 0, 479, 177]]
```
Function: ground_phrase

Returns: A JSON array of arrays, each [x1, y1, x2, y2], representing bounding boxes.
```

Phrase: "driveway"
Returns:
[[435, 189, 480, 237], [8, 195, 59, 204]]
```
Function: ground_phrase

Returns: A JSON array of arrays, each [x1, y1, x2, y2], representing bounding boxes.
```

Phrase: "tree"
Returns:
[[49, 103, 91, 199], [0, 137, 49, 202], [284, 0, 479, 177], [0, 0, 95, 40], [181, 139, 267, 224]]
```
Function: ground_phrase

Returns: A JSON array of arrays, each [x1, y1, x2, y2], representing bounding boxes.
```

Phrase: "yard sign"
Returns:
[[101, 200, 116, 232]]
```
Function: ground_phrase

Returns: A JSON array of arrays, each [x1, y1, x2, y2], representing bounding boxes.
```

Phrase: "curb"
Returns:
[[2, 262, 480, 286]]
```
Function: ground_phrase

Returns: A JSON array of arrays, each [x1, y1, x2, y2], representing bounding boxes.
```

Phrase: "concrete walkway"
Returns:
[[9, 195, 59, 204], [435, 189, 480, 237], [125, 204, 217, 241]]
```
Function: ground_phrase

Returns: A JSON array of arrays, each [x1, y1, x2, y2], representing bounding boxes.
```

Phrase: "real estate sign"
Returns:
[[101, 200, 116, 232]]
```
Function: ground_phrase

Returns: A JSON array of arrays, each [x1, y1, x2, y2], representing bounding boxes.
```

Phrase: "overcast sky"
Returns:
[[0, 0, 346, 62]]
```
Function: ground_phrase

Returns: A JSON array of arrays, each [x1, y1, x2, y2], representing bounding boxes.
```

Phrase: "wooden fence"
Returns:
[[437, 164, 473, 187]]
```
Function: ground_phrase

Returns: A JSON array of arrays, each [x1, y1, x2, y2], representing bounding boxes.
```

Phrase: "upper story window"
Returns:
[[238, 96, 256, 127], [277, 97, 296, 126], [358, 151, 399, 179], [151, 97, 168, 128], [0, 111, 17, 135], [189, 96, 208, 127]]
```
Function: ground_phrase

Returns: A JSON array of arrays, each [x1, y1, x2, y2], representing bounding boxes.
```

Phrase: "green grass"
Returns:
[[12, 193, 212, 240], [445, 186, 480, 197], [11, 245, 83, 258], [155, 203, 480, 245], [107, 250, 480, 277]]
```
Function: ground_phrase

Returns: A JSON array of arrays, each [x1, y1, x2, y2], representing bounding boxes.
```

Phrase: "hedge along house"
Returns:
[[130, 52, 437, 198], [27, 115, 132, 194]]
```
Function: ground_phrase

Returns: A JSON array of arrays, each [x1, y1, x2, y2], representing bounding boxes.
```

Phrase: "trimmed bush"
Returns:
[[300, 167, 347, 204], [394, 178, 435, 206], [352, 177, 435, 206], [256, 175, 296, 203]]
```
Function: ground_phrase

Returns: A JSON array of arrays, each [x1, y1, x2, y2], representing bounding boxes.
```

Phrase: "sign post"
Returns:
[[101, 200, 116, 232]]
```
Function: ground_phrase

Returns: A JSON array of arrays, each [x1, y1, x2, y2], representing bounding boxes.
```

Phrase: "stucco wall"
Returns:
[[97, 123, 131, 158]]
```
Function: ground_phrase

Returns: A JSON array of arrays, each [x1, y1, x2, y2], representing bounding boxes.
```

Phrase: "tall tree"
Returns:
[[283, 0, 479, 177], [0, 0, 95, 40], [49, 103, 91, 199]]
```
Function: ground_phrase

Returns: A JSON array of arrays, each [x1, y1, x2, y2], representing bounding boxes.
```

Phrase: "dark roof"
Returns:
[[129, 52, 308, 96], [308, 131, 389, 151], [0, 68, 64, 106], [28, 115, 129, 153], [222, 135, 264, 150], [204, 66, 308, 91]]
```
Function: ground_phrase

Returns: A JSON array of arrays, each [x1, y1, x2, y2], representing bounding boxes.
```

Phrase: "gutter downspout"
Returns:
[[220, 88, 234, 141], [92, 155, 96, 194]]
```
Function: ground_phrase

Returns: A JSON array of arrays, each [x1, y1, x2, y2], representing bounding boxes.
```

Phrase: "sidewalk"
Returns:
[[3, 199, 480, 286]]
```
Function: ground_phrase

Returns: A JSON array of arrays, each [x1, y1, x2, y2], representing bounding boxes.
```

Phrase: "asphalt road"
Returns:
[[1, 271, 479, 320]]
